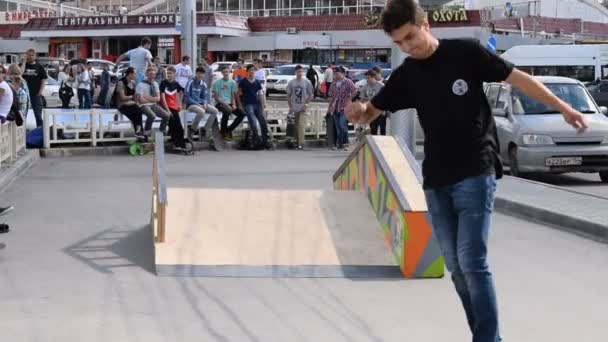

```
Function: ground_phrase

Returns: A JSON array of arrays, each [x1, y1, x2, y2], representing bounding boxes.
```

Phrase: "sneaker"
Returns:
[[332, 146, 337, 150], [0, 206, 14, 217], [134, 131, 146, 141], [297, 145, 304, 150], [222, 131, 232, 141], [0, 223, 9, 234]]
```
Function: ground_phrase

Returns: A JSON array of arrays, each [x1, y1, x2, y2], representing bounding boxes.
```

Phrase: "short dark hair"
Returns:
[[86, 62, 92, 66], [294, 65, 303, 71], [245, 64, 255, 71], [254, 58, 263, 64], [381, 0, 426, 34], [141, 37, 152, 46], [219, 65, 230, 72], [365, 69, 378, 77], [182, 55, 190, 62], [372, 66, 382, 74], [125, 67, 135, 76], [195, 67, 206, 74]]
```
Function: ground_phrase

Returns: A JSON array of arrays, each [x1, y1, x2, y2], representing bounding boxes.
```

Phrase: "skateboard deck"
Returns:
[[326, 114, 336, 147]]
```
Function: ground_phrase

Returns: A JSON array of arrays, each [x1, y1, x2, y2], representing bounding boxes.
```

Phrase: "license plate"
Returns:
[[545, 157, 582, 166]]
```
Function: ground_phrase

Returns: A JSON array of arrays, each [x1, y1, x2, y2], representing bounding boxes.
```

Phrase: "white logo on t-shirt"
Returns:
[[452, 79, 468, 96]]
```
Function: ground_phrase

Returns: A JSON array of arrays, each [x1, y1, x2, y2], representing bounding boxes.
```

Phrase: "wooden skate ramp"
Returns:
[[154, 188, 401, 277]]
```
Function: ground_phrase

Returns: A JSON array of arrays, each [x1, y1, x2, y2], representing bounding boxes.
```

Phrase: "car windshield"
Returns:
[[276, 66, 304, 75], [512, 83, 598, 114]]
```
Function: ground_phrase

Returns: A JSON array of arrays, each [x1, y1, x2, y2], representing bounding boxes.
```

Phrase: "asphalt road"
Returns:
[[0, 151, 606, 341]]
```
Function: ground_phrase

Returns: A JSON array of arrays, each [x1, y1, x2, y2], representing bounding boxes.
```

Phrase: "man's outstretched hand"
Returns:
[[563, 109, 589, 134], [345, 101, 366, 124]]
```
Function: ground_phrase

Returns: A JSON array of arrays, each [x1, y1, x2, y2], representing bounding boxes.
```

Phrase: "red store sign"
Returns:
[[3, 10, 55, 23]]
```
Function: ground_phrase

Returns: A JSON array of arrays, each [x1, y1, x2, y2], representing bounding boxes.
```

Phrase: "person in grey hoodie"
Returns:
[[184, 67, 219, 140], [359, 69, 386, 135]]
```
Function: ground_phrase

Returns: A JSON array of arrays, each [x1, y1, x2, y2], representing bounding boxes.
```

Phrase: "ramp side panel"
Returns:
[[334, 142, 445, 278]]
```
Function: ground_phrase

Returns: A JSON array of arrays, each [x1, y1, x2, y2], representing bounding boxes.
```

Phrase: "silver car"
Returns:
[[486, 76, 608, 182]]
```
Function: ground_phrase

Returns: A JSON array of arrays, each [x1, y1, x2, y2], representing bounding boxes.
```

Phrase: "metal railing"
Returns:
[[41, 106, 359, 148], [0, 121, 26, 168], [151, 131, 167, 243]]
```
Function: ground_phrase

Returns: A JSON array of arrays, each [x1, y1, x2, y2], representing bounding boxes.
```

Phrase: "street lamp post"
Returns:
[[180, 0, 197, 68]]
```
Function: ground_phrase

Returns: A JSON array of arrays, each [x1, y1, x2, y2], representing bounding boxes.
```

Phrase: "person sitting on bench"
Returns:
[[114, 67, 146, 141], [184, 67, 219, 140], [135, 67, 171, 135]]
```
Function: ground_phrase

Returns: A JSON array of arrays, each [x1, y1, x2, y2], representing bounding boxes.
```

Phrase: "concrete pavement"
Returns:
[[495, 175, 608, 243], [0, 151, 606, 341]]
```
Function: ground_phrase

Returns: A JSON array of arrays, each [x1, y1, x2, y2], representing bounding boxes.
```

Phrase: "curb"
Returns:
[[41, 145, 131, 158], [494, 194, 608, 244], [0, 150, 40, 192], [40, 139, 331, 157]]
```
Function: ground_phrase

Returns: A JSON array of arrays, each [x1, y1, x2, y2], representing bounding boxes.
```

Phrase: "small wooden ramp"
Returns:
[[150, 133, 443, 278], [154, 189, 400, 277]]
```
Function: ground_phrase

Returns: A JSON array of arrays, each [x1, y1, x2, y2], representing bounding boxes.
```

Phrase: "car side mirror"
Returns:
[[599, 106, 608, 115], [492, 108, 507, 117]]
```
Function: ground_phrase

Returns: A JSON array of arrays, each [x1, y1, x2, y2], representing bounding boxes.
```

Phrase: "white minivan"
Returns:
[[500, 44, 608, 83]]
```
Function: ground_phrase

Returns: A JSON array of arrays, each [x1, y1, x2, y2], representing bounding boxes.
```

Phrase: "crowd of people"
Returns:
[[0, 38, 391, 155]]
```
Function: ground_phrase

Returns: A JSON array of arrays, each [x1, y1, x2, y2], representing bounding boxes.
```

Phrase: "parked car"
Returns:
[[354, 68, 392, 89], [262, 67, 277, 77], [85, 59, 117, 82], [586, 79, 608, 111], [265, 64, 325, 96], [210, 61, 238, 80], [486, 76, 608, 182]]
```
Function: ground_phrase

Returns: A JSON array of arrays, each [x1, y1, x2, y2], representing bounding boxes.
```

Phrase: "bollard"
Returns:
[[389, 109, 417, 153]]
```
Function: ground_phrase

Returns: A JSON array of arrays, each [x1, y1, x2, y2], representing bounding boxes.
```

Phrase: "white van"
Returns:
[[500, 44, 608, 83]]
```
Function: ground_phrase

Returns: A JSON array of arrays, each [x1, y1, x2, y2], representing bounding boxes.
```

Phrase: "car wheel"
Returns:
[[509, 145, 524, 178], [600, 171, 608, 183]]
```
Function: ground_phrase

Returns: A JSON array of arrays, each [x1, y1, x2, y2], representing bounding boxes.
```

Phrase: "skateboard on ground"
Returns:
[[171, 146, 195, 156], [128, 140, 154, 156]]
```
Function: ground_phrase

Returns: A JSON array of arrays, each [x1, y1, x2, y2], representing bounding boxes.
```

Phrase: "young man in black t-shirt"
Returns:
[[20, 48, 47, 128], [345, 1, 588, 341], [238, 64, 271, 149]]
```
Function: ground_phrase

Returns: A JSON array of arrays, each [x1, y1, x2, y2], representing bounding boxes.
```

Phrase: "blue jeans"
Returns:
[[244, 104, 268, 144], [334, 111, 349, 147], [77, 89, 91, 109], [424, 175, 501, 342], [135, 72, 145, 85]]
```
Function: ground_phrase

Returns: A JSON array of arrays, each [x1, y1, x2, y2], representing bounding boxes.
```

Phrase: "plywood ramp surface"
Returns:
[[154, 188, 400, 277]]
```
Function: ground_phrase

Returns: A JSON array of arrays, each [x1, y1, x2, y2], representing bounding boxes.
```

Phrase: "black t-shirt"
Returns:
[[159, 80, 184, 111], [22, 62, 47, 96], [239, 78, 262, 106], [371, 39, 514, 188]]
